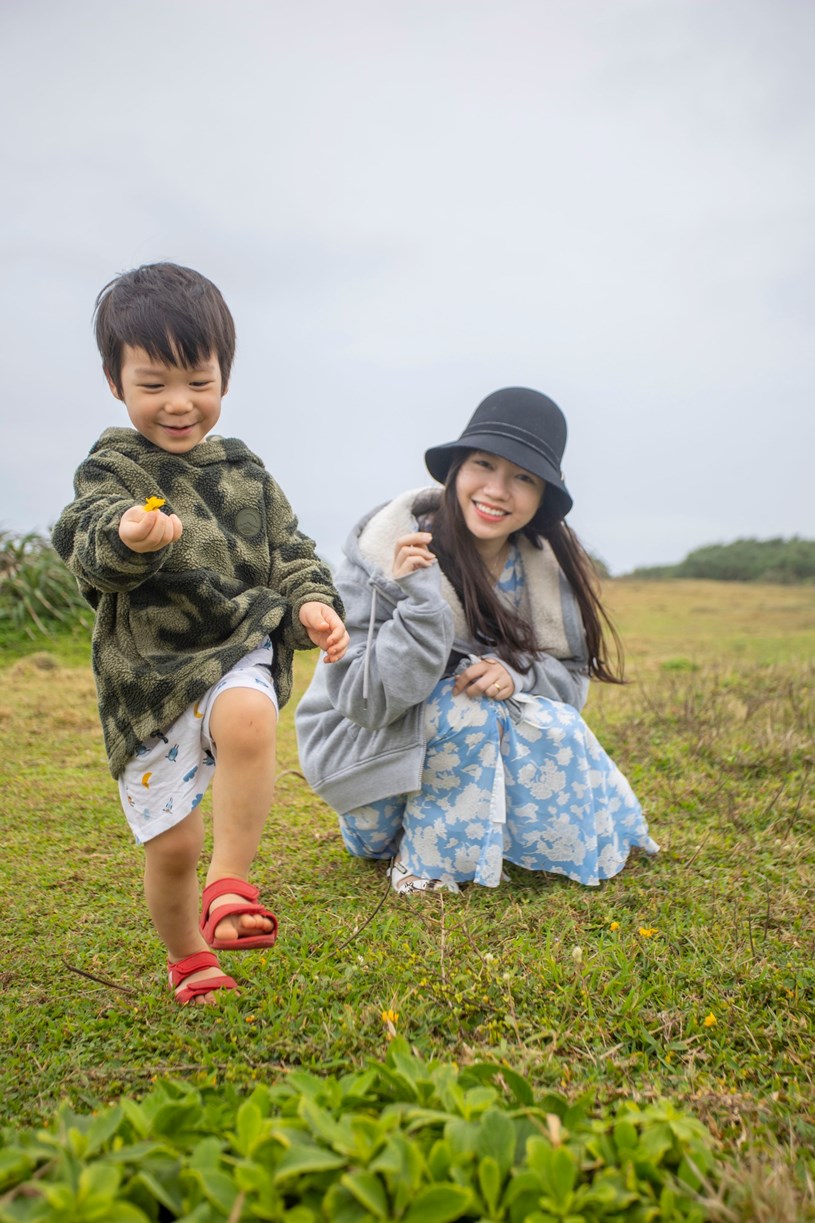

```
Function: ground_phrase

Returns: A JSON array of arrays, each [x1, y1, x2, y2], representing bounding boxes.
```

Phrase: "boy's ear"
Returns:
[[104, 367, 123, 401]]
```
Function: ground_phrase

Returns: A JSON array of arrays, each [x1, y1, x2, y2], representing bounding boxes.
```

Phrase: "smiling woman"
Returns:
[[296, 386, 658, 896]]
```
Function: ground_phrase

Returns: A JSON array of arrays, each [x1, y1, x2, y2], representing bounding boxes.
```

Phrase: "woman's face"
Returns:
[[455, 451, 545, 550]]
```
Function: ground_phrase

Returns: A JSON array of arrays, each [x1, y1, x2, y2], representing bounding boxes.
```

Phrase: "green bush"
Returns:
[[0, 530, 90, 638], [627, 536, 815, 584], [0, 1040, 720, 1221]]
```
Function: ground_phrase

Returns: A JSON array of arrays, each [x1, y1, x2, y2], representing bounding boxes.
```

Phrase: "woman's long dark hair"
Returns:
[[415, 452, 625, 683]]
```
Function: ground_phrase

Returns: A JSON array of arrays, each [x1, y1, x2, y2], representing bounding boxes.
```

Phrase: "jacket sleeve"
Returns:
[[319, 561, 454, 730], [51, 456, 173, 603], [516, 654, 589, 709], [263, 475, 345, 651]]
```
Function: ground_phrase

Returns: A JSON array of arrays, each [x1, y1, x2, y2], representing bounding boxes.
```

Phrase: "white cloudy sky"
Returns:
[[1, 0, 813, 573]]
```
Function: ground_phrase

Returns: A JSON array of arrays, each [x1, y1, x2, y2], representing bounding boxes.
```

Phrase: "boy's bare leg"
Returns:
[[143, 811, 224, 1002], [206, 687, 278, 942]]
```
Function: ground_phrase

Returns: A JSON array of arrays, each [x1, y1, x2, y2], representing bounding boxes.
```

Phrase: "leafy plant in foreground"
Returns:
[[0, 1039, 720, 1221], [0, 530, 90, 637]]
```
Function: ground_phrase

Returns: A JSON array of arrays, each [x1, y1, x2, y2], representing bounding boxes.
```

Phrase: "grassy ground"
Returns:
[[1, 580, 813, 1218]]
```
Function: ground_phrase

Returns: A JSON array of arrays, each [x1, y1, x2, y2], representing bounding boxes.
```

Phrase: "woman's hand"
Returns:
[[392, 532, 435, 580], [453, 658, 515, 701]]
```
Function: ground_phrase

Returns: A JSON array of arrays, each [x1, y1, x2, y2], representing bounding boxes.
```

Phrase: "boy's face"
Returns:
[[108, 345, 226, 453]]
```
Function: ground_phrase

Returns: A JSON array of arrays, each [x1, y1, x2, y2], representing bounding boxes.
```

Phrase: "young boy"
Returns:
[[53, 262, 348, 1004]]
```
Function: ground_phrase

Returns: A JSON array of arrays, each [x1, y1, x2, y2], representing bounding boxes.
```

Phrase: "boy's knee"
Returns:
[[210, 689, 277, 755], [145, 815, 202, 872]]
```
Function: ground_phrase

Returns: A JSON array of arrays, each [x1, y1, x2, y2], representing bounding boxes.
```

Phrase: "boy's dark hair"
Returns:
[[94, 262, 236, 394]]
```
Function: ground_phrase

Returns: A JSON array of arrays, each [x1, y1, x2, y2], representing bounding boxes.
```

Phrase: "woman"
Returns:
[[296, 387, 657, 893]]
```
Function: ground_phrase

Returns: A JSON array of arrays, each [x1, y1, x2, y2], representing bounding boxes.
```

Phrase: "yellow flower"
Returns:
[[638, 926, 657, 937], [609, 921, 620, 931], [143, 496, 166, 512], [703, 1012, 717, 1027], [245, 1015, 256, 1024], [380, 1008, 399, 1041]]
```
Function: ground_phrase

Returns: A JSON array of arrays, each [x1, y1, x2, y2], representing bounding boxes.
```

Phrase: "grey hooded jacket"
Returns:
[[295, 489, 589, 815]]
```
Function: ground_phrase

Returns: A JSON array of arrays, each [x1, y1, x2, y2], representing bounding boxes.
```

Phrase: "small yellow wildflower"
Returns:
[[638, 926, 657, 938], [245, 1015, 256, 1024], [571, 945, 583, 963], [380, 1008, 399, 1041], [143, 496, 166, 512], [703, 1012, 717, 1028], [609, 921, 620, 931]]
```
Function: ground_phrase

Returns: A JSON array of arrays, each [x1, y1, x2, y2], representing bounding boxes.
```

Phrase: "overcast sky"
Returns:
[[2, 0, 812, 573]]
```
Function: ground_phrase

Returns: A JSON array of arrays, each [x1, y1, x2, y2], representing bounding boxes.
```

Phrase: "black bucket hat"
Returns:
[[424, 386, 573, 525]]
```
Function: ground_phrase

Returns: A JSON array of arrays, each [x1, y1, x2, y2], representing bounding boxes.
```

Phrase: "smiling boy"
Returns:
[[53, 262, 348, 1004]]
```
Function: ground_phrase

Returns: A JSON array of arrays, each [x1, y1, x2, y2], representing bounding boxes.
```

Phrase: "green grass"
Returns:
[[1, 581, 813, 1219], [0, 618, 92, 668]]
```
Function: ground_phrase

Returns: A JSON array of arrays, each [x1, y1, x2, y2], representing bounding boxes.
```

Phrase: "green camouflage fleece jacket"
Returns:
[[53, 427, 343, 779]]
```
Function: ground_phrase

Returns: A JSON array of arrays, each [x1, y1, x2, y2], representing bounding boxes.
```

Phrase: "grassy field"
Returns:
[[0, 580, 812, 1219]]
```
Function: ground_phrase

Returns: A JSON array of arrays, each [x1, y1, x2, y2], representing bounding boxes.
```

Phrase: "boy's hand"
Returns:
[[298, 601, 349, 663], [118, 504, 183, 553]]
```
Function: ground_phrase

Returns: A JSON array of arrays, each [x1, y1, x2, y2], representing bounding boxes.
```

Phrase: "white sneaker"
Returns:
[[388, 858, 460, 896]]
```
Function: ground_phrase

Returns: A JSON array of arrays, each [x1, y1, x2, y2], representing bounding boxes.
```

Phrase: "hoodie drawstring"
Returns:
[[363, 585, 378, 704]]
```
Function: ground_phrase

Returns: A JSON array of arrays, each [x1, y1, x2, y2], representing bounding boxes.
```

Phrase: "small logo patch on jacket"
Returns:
[[235, 507, 263, 538]]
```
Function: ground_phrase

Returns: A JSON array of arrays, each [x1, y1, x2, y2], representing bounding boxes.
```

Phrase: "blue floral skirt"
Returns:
[[339, 678, 658, 888]]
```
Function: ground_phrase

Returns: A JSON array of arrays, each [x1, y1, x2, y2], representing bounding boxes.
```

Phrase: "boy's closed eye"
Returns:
[[137, 378, 213, 390]]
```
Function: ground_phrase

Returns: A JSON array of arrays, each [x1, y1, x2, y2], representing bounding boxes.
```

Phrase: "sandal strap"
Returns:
[[168, 950, 237, 1003], [199, 876, 278, 948], [168, 950, 221, 983], [175, 973, 237, 1002], [202, 876, 260, 910]]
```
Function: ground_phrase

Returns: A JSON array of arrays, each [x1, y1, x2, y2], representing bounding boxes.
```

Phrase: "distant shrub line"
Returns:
[[626, 537, 815, 584], [2, 530, 812, 654]]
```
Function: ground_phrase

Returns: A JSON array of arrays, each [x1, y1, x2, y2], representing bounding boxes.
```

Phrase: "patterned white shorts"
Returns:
[[118, 639, 278, 845]]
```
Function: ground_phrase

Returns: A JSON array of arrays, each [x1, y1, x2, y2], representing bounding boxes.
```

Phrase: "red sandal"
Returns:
[[168, 951, 238, 1005], [199, 877, 279, 951]]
